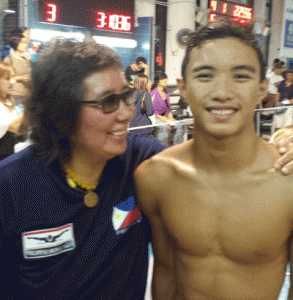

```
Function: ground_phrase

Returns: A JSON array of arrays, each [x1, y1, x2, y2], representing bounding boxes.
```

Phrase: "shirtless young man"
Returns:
[[134, 21, 293, 300]]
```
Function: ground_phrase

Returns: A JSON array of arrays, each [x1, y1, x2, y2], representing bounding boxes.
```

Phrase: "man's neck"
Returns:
[[191, 127, 261, 174]]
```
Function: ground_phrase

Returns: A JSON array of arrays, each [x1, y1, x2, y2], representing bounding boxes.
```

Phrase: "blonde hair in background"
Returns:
[[0, 61, 15, 112], [134, 74, 149, 92], [269, 126, 293, 144]]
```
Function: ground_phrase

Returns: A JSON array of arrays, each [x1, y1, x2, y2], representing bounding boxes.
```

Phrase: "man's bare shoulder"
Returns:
[[135, 140, 196, 183], [134, 140, 196, 211]]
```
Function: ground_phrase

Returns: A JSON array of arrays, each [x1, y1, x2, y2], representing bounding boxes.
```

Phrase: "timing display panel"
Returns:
[[209, 0, 253, 25], [38, 0, 134, 33]]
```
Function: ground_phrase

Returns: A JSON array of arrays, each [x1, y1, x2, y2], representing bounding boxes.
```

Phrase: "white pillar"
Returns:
[[268, 0, 285, 64], [135, 0, 156, 19], [253, 0, 266, 34], [165, 0, 195, 84]]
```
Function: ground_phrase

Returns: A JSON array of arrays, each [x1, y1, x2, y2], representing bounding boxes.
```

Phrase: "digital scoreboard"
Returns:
[[209, 0, 253, 25], [38, 0, 134, 33]]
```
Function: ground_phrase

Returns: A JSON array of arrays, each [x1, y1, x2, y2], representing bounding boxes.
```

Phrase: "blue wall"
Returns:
[[134, 17, 153, 80]]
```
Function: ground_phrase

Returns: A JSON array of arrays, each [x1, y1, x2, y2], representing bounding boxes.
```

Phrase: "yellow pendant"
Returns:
[[84, 191, 99, 208], [67, 178, 77, 189]]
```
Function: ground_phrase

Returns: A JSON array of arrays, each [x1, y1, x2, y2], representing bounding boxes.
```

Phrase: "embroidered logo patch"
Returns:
[[112, 196, 142, 235], [22, 223, 75, 259]]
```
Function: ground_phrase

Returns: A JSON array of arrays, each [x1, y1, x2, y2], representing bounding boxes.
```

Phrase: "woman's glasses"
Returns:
[[81, 88, 136, 113]]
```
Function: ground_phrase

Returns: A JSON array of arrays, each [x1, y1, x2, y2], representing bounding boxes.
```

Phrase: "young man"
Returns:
[[0, 39, 165, 299], [135, 21, 293, 299], [124, 56, 149, 87]]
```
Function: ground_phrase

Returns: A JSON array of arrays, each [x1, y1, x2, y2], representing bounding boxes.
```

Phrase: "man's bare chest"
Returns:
[[158, 173, 293, 263]]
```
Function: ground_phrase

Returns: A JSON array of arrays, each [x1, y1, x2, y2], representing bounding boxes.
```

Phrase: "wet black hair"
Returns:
[[181, 19, 266, 83]]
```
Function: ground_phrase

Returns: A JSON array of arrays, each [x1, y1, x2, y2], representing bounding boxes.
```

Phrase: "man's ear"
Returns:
[[257, 78, 268, 104], [176, 78, 188, 99]]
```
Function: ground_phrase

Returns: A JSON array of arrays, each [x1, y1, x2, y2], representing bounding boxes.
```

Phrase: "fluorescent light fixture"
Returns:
[[30, 29, 85, 42], [92, 36, 137, 48], [142, 42, 150, 50], [3, 9, 16, 14], [30, 29, 137, 49]]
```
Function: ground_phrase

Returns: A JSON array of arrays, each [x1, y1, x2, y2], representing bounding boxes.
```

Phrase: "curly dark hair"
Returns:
[[181, 19, 266, 83], [25, 38, 122, 163]]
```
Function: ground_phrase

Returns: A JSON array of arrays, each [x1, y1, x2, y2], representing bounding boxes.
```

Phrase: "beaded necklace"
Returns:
[[63, 166, 99, 208]]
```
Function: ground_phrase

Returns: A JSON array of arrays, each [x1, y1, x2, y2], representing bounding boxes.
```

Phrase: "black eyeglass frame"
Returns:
[[80, 88, 137, 114]]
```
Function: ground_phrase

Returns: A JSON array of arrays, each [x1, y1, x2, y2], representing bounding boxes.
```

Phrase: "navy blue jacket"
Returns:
[[0, 134, 165, 299]]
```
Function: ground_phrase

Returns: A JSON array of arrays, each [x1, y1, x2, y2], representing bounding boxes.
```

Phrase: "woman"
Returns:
[[0, 39, 165, 299], [275, 70, 293, 104], [0, 62, 24, 160], [129, 74, 154, 136], [3, 34, 31, 108], [151, 72, 183, 147]]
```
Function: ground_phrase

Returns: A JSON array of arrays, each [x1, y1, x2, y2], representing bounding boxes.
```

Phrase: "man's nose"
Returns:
[[211, 76, 233, 102]]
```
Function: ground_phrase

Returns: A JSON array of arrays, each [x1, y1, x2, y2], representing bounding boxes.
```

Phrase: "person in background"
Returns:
[[1, 27, 31, 60], [266, 58, 280, 77], [3, 34, 31, 108], [262, 63, 284, 108], [151, 72, 184, 147], [273, 70, 293, 129], [0, 38, 165, 299], [124, 56, 149, 87], [0, 62, 24, 160], [129, 74, 155, 137], [280, 60, 287, 78], [11, 27, 31, 45], [275, 69, 293, 104]]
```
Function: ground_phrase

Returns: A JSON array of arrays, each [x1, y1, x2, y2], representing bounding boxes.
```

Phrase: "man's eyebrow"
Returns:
[[232, 65, 257, 73], [192, 66, 215, 73]]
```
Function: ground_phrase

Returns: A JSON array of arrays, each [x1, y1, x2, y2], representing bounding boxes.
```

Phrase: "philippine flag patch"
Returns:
[[112, 196, 142, 235]]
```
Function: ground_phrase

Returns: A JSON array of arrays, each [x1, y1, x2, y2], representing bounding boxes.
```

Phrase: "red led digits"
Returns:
[[209, 0, 253, 26], [209, 13, 217, 22], [96, 12, 107, 28], [109, 15, 131, 31], [95, 11, 132, 32], [232, 5, 252, 20], [222, 3, 227, 14], [210, 0, 218, 12], [46, 3, 57, 23]]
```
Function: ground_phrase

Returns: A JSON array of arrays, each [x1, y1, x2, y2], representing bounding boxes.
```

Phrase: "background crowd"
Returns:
[[2, 26, 293, 162]]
